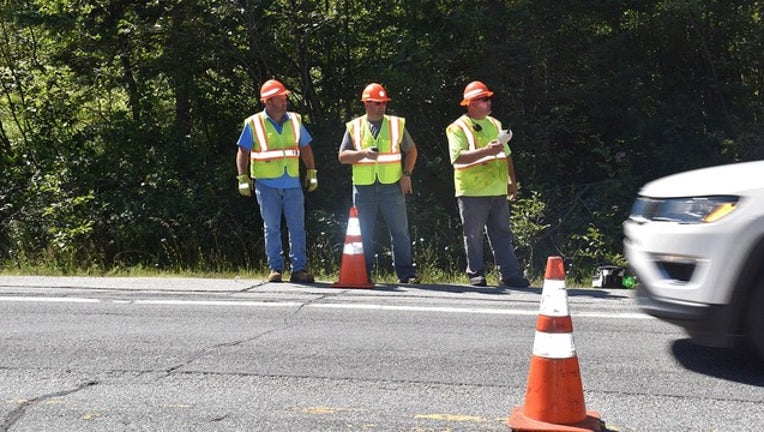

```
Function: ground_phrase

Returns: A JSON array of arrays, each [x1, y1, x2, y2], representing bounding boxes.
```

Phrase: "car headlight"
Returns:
[[629, 196, 739, 224]]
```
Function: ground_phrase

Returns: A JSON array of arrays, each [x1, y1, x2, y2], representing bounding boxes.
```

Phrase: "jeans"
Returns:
[[254, 182, 307, 272], [353, 182, 415, 281], [457, 195, 521, 280]]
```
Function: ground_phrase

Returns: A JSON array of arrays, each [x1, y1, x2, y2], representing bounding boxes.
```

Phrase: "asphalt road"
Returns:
[[0, 276, 762, 431]]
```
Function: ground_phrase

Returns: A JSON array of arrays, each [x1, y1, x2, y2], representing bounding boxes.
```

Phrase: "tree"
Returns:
[[1, 0, 763, 282]]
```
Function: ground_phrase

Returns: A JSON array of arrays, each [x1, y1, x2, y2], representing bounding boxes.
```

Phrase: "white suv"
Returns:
[[623, 160, 764, 360]]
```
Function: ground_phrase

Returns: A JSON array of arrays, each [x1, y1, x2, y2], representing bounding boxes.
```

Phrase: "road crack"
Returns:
[[160, 294, 336, 378], [0, 380, 98, 432], [160, 301, 311, 377]]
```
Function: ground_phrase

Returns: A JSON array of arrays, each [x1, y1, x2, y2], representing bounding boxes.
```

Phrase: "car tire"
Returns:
[[745, 281, 764, 361]]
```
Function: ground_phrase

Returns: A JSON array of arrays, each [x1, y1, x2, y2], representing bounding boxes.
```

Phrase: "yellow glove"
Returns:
[[237, 174, 253, 197], [305, 169, 318, 192]]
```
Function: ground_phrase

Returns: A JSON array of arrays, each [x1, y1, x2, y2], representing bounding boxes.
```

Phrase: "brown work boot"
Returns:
[[268, 270, 282, 283], [289, 269, 315, 284]]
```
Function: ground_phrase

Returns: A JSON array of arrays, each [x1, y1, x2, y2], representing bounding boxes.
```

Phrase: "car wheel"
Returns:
[[746, 281, 764, 361]]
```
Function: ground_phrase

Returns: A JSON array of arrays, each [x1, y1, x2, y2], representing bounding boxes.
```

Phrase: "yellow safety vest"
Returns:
[[246, 112, 301, 179], [347, 115, 405, 185], [448, 115, 509, 197]]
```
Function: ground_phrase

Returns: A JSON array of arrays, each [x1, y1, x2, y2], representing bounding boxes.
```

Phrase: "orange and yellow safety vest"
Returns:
[[246, 112, 301, 179], [346, 115, 405, 185]]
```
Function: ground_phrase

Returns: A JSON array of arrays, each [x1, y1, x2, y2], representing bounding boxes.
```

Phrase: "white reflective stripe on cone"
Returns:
[[343, 242, 364, 255], [543, 278, 566, 288], [539, 279, 569, 317], [346, 218, 361, 236], [532, 331, 577, 359], [539, 295, 570, 317]]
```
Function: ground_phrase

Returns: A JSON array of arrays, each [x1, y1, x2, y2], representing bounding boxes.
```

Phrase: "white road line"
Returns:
[[310, 303, 650, 319], [0, 296, 651, 319], [575, 311, 650, 319], [0, 296, 100, 303], [134, 299, 303, 307], [311, 303, 539, 315]]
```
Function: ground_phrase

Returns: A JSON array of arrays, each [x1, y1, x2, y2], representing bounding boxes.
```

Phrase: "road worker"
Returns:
[[446, 81, 529, 288], [338, 83, 419, 284], [235, 79, 317, 284]]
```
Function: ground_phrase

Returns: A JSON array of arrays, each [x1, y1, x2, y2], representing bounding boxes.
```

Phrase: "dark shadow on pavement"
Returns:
[[367, 283, 635, 299], [482, 285, 632, 300], [373, 283, 509, 295], [671, 339, 764, 386], [309, 282, 633, 299], [305, 281, 341, 289], [565, 288, 632, 300], [305, 281, 406, 292]]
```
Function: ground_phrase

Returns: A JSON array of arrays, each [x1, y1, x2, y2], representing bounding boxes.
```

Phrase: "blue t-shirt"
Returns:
[[237, 110, 313, 189]]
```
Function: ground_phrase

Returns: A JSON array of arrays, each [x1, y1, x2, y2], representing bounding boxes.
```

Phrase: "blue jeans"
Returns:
[[457, 196, 521, 280], [353, 182, 415, 281], [254, 182, 307, 272]]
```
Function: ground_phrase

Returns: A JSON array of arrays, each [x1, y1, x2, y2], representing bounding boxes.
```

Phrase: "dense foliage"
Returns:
[[2, 0, 763, 281]]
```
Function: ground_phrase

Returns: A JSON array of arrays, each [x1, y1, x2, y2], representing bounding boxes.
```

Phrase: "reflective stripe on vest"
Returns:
[[247, 112, 301, 179], [250, 149, 300, 161], [351, 117, 403, 165], [452, 116, 506, 170], [348, 115, 404, 184], [250, 112, 301, 151]]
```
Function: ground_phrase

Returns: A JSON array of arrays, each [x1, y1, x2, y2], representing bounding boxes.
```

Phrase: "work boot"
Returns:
[[469, 275, 487, 287], [289, 269, 315, 284], [399, 276, 419, 284], [268, 270, 282, 283]]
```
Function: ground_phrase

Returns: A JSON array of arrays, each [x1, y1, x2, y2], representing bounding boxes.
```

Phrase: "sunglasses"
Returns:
[[476, 97, 492, 102]]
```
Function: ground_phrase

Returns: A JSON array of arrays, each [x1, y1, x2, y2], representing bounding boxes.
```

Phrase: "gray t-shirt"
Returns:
[[338, 118, 416, 153]]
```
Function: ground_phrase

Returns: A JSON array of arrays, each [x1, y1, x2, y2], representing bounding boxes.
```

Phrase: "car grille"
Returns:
[[655, 259, 696, 282]]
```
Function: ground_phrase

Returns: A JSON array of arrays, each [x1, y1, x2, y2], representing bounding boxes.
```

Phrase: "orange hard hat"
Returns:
[[260, 79, 291, 101], [460, 81, 494, 106], [361, 83, 392, 102]]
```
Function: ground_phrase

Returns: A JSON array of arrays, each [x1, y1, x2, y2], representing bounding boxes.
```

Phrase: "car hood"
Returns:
[[639, 160, 764, 198]]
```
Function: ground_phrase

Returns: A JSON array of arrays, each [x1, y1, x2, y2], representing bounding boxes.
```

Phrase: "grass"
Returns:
[[2, 253, 622, 287], [0, 262, 566, 287]]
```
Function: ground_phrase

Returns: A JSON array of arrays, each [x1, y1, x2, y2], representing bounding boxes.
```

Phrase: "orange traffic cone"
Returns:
[[332, 207, 374, 289], [508, 256, 601, 432]]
